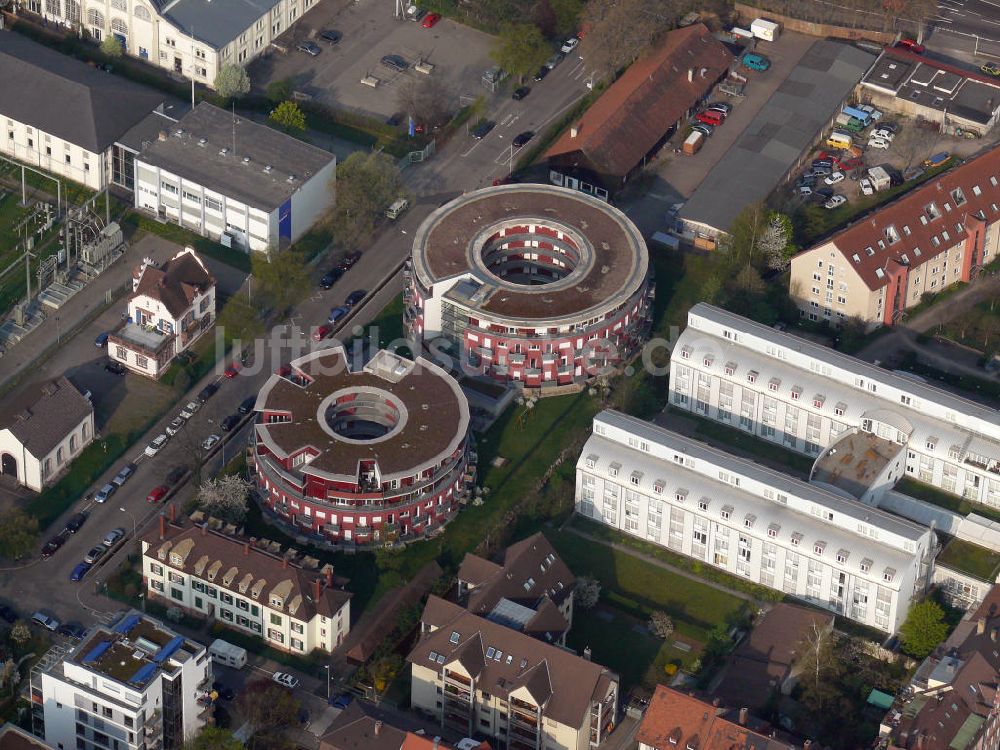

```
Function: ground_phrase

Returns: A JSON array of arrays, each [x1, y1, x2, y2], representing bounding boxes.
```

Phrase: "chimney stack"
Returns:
[[314, 577, 322, 602], [712, 697, 721, 707], [804, 740, 813, 750], [325, 567, 333, 587], [738, 707, 748, 726], [244, 542, 250, 557], [168, 504, 176, 523], [688, 68, 694, 82], [570, 125, 579, 138], [159, 514, 166, 540], [282, 556, 289, 569], [433, 739, 439, 750], [978, 617, 986, 635], [374, 721, 382, 737], [583, 645, 592, 661]]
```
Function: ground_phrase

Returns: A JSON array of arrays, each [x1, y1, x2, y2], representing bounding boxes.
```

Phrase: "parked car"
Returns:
[[202, 434, 221, 451], [238, 396, 257, 415], [179, 401, 200, 419], [860, 178, 875, 196], [345, 290, 366, 307], [319, 29, 342, 44], [797, 184, 813, 196], [32, 612, 60, 631], [272, 672, 300, 689], [221, 414, 241, 432], [103, 528, 126, 547], [560, 37, 579, 54], [340, 251, 362, 270], [165, 417, 185, 436], [330, 693, 353, 709], [824, 195, 847, 209], [41, 534, 67, 558], [813, 187, 834, 200], [695, 110, 723, 126], [0, 605, 18, 623], [84, 545, 107, 565], [147, 485, 168, 504], [868, 137, 891, 150], [296, 41, 321, 56], [544, 52, 565, 70], [471, 120, 496, 139], [224, 364, 240, 379], [320, 268, 343, 289], [858, 104, 883, 122], [105, 360, 126, 375], [144, 434, 169, 457], [691, 123, 714, 137], [165, 466, 187, 486], [197, 383, 219, 402], [313, 324, 333, 341], [328, 306, 349, 324], [511, 86, 530, 101], [57, 622, 87, 639], [65, 512, 87, 534], [824, 171, 845, 185], [111, 464, 135, 487], [512, 131, 534, 148], [705, 102, 732, 115], [70, 562, 92, 582], [380, 54, 408, 72], [871, 127, 895, 141], [421, 12, 441, 27], [533, 66, 550, 81], [94, 332, 110, 347], [895, 38, 925, 54], [94, 483, 117, 503], [741, 53, 770, 71], [983, 62, 1000, 77]]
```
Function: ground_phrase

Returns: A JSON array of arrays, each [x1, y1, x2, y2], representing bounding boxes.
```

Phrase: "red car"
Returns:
[[277, 364, 292, 377], [224, 363, 240, 378], [147, 485, 168, 504], [895, 38, 925, 54], [422, 12, 441, 27], [696, 110, 724, 126], [313, 324, 333, 341]]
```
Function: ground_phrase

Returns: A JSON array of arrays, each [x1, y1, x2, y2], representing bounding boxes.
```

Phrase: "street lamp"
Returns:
[[323, 664, 331, 701]]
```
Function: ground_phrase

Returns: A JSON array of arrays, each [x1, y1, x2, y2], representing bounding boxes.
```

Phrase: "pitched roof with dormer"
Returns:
[[132, 247, 215, 319]]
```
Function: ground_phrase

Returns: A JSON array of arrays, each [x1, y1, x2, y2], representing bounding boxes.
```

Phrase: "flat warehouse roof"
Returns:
[[679, 40, 875, 234], [137, 102, 335, 211]]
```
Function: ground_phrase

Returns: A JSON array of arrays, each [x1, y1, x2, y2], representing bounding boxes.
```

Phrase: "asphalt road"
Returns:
[[931, 0, 1000, 59]]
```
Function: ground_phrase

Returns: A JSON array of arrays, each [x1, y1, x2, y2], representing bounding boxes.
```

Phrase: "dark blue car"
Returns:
[[95, 332, 110, 347], [330, 693, 353, 709], [70, 562, 92, 582]]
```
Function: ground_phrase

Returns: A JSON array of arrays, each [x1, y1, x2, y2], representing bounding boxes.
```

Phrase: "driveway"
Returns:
[[249, 0, 496, 120], [619, 31, 816, 236]]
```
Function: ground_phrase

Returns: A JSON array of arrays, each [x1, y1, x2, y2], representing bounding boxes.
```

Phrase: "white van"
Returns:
[[209, 639, 247, 669], [385, 198, 409, 220]]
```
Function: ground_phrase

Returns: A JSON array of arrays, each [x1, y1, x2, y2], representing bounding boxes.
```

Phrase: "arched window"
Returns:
[[111, 0, 127, 10], [56, 446, 65, 465], [65, 0, 80, 24], [82, 422, 89, 440], [133, 4, 150, 21], [44, 0, 60, 18], [70, 435, 78, 453], [88, 8, 104, 28], [111, 17, 128, 34]]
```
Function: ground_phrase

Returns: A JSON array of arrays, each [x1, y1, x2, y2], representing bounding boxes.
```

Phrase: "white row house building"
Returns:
[[576, 411, 937, 633], [26, 0, 321, 86], [669, 303, 1000, 509]]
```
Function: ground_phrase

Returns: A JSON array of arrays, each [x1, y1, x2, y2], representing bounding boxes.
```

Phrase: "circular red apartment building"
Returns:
[[405, 184, 651, 388], [251, 347, 470, 545]]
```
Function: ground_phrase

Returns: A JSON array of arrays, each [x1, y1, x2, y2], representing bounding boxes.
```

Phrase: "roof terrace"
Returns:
[[811, 429, 904, 500]]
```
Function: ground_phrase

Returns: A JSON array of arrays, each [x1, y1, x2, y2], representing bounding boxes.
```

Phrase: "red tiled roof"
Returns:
[[133, 248, 214, 318], [811, 146, 1000, 291], [545, 24, 732, 179]]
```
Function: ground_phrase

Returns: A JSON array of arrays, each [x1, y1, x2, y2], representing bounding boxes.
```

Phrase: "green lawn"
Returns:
[[687, 413, 816, 477], [937, 538, 1000, 581], [566, 603, 699, 692], [897, 477, 1000, 525], [546, 526, 745, 642]]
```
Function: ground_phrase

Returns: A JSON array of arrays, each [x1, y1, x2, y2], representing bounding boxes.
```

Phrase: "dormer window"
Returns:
[[837, 549, 849, 564], [170, 553, 183, 566], [835, 402, 846, 416], [926, 437, 938, 450], [674, 489, 688, 503], [768, 377, 781, 391], [747, 370, 758, 384], [630, 471, 642, 486], [744, 514, 756, 529], [791, 386, 802, 400], [791, 533, 803, 547], [586, 454, 597, 469], [609, 462, 620, 478], [721, 505, 733, 520], [653, 480, 665, 495], [767, 523, 780, 538], [813, 395, 825, 409], [680, 346, 692, 360], [724, 361, 737, 376], [703, 355, 714, 367], [885, 225, 900, 244], [814, 541, 826, 556], [924, 202, 941, 221], [860, 558, 872, 573], [698, 498, 710, 512], [951, 187, 966, 206], [271, 596, 284, 608], [883, 568, 896, 583]]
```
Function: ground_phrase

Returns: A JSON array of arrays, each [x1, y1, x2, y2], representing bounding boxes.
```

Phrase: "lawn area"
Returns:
[[937, 537, 1000, 581], [566, 602, 699, 692], [686, 413, 816, 477], [121, 212, 253, 273], [934, 300, 1000, 356], [897, 477, 1000, 525], [546, 526, 745, 642]]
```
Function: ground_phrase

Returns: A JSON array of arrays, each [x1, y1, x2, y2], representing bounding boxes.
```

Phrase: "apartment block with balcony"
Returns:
[[108, 248, 215, 379], [789, 143, 1000, 328], [576, 411, 936, 633], [140, 515, 351, 654], [669, 303, 1000, 509], [30, 612, 211, 750], [409, 596, 618, 750]]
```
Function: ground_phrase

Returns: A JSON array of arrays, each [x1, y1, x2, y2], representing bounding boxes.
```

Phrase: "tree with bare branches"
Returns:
[[580, 0, 675, 79], [396, 76, 454, 131]]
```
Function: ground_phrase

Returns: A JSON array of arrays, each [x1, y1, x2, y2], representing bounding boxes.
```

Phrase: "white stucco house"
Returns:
[[0, 377, 94, 492], [108, 247, 216, 378]]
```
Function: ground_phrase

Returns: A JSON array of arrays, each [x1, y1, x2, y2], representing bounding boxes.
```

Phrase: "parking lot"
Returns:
[[249, 0, 496, 120]]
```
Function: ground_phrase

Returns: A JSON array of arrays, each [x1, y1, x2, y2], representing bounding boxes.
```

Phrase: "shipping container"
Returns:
[[683, 130, 705, 155], [868, 166, 891, 192]]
